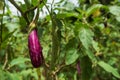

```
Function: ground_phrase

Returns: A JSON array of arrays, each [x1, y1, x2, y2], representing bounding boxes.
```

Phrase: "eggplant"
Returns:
[[28, 28, 43, 68], [76, 61, 81, 75]]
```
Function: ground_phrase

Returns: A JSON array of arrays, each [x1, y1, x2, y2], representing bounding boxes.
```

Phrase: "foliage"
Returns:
[[0, 0, 120, 80]]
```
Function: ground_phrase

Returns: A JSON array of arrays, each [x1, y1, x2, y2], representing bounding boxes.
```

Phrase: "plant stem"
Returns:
[[43, 1, 61, 80], [43, 1, 56, 80], [0, 0, 5, 47], [36, 68, 41, 80]]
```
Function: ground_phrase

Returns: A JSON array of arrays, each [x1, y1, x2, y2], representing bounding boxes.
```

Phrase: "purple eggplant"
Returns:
[[76, 61, 81, 75], [28, 28, 43, 68]]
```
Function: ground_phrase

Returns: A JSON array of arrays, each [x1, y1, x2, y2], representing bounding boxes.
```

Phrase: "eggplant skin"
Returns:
[[28, 28, 43, 68], [76, 61, 81, 75]]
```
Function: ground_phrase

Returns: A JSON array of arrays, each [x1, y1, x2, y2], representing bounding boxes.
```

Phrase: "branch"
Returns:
[[51, 65, 66, 80], [2, 53, 8, 70], [42, 0, 52, 19], [53, 65, 66, 75], [45, 5, 51, 15], [9, 0, 29, 24], [24, 0, 43, 21], [24, 5, 37, 15]]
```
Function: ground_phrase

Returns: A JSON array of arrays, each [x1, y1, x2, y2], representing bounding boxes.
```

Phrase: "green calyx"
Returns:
[[28, 22, 36, 34]]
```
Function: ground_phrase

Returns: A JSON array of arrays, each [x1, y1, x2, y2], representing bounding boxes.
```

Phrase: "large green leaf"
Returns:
[[109, 6, 120, 22], [10, 57, 30, 67], [65, 48, 79, 65], [79, 28, 94, 49], [98, 61, 120, 78], [109, 6, 120, 16]]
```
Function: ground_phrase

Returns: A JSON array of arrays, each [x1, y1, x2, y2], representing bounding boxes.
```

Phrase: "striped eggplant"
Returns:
[[28, 28, 43, 68]]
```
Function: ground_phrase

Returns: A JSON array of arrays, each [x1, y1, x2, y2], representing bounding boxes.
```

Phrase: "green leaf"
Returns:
[[20, 4, 27, 12], [31, 0, 39, 6], [2, 30, 16, 42], [109, 6, 120, 16], [24, 0, 31, 8], [109, 6, 120, 22], [86, 4, 103, 17], [98, 61, 120, 78], [65, 48, 79, 65], [39, 0, 47, 8], [20, 69, 32, 76], [10, 57, 30, 67], [32, 0, 47, 8], [5, 23, 20, 32], [116, 16, 120, 22], [79, 28, 94, 49], [92, 41, 100, 52], [85, 49, 97, 62], [10, 73, 21, 80], [1, 29, 16, 48], [58, 73, 66, 80], [65, 38, 78, 50]]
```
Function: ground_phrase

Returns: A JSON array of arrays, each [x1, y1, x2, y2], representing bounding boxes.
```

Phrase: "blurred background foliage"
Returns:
[[0, 0, 120, 80]]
